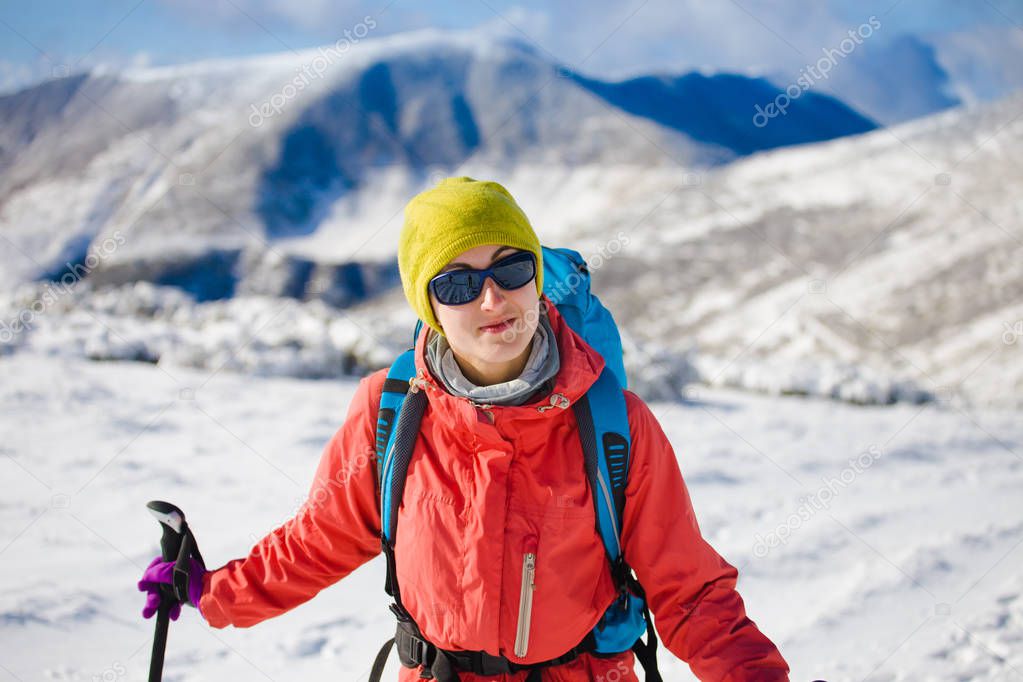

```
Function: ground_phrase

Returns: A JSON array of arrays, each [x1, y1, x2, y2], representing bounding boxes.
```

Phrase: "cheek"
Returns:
[[501, 295, 540, 343], [514, 290, 541, 324], [430, 295, 458, 332], [436, 305, 475, 339]]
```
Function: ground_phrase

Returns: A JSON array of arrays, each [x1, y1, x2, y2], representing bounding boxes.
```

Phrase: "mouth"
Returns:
[[479, 317, 516, 334]]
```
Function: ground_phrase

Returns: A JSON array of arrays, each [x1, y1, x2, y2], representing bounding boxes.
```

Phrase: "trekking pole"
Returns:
[[146, 500, 198, 682]]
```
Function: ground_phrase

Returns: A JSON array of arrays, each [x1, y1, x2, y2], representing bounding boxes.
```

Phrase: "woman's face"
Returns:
[[429, 244, 541, 386]]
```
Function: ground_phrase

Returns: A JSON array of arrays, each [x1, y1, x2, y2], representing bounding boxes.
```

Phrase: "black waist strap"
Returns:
[[386, 617, 596, 681]]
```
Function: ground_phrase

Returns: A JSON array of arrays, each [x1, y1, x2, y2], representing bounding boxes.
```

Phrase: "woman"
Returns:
[[139, 177, 790, 680]]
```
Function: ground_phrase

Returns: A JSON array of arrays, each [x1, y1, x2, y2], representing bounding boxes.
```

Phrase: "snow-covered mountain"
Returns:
[[0, 30, 874, 296], [587, 90, 1023, 408], [0, 29, 1018, 408]]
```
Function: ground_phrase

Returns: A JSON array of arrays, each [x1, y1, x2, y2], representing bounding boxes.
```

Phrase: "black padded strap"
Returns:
[[368, 637, 396, 682], [380, 389, 428, 608], [627, 575, 662, 682], [571, 393, 608, 561], [384, 389, 427, 546]]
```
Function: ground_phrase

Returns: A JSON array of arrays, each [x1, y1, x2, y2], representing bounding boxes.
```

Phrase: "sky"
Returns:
[[0, 0, 1020, 94]]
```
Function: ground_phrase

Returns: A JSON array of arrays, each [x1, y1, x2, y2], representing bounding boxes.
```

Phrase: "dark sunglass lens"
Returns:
[[492, 253, 535, 290], [432, 271, 482, 305]]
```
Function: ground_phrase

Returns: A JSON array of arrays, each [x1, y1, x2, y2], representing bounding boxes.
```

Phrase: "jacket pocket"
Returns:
[[514, 535, 538, 658]]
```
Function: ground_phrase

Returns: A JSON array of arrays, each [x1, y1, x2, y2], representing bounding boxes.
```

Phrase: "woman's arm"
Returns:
[[199, 370, 386, 628], [621, 391, 790, 681]]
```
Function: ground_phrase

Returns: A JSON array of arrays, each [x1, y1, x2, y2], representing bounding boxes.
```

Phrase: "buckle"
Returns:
[[404, 635, 430, 666], [617, 589, 631, 612], [394, 620, 434, 669]]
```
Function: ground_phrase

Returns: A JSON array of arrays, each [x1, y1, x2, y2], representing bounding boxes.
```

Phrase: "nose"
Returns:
[[479, 276, 506, 309]]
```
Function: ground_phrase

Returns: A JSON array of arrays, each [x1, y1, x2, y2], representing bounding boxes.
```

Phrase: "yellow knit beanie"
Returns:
[[398, 177, 544, 335]]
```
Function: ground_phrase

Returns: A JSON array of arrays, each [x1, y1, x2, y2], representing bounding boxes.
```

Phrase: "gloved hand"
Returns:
[[137, 556, 206, 621]]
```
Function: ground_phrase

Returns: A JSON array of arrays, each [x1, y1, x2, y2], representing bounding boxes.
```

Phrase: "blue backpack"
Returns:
[[369, 247, 662, 682]]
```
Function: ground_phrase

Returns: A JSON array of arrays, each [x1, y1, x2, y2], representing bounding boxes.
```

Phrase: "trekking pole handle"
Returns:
[[146, 501, 188, 682], [148, 500, 186, 563], [173, 529, 195, 603]]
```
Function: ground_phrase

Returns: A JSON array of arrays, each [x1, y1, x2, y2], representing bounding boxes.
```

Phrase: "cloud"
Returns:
[[151, 0, 860, 75], [472, 5, 552, 49], [0, 59, 44, 96], [0, 50, 154, 97], [514, 0, 876, 77], [156, 0, 372, 35], [461, 0, 1011, 78], [6, 0, 1012, 97]]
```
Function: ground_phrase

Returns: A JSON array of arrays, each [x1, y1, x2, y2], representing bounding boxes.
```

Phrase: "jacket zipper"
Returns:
[[514, 537, 538, 657]]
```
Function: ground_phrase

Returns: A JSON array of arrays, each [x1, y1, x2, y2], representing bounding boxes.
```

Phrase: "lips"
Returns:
[[479, 317, 515, 333]]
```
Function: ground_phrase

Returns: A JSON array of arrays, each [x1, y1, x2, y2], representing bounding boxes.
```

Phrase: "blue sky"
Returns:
[[1, 0, 1019, 94]]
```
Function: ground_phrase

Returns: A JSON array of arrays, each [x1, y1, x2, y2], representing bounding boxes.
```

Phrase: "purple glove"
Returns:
[[137, 556, 206, 621]]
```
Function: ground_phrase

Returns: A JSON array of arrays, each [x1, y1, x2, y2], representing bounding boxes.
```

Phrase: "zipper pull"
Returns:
[[409, 370, 428, 394], [466, 398, 495, 423], [537, 393, 570, 413]]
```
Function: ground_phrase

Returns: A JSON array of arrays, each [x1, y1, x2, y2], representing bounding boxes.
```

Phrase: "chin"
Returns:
[[474, 336, 530, 363]]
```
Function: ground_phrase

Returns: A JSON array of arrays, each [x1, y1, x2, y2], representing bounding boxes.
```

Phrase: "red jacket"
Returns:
[[200, 300, 790, 681]]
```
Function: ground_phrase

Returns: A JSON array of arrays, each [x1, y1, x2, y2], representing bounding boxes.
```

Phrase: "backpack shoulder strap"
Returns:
[[575, 372, 662, 679], [572, 366, 631, 565], [375, 348, 429, 608], [375, 349, 425, 549]]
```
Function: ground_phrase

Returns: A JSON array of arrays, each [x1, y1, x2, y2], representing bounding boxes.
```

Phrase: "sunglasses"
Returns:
[[429, 251, 537, 306]]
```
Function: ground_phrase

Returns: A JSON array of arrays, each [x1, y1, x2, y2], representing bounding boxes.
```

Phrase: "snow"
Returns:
[[590, 92, 1023, 409], [1, 352, 1021, 680], [0, 281, 410, 380]]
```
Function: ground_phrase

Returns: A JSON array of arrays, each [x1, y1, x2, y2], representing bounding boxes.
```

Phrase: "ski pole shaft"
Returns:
[[149, 603, 171, 682]]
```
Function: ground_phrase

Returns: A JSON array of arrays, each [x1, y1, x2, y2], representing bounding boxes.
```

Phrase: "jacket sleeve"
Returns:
[[199, 370, 386, 628], [620, 391, 790, 681]]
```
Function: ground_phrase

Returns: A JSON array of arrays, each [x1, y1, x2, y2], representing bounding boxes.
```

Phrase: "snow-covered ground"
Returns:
[[1, 352, 1020, 681]]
